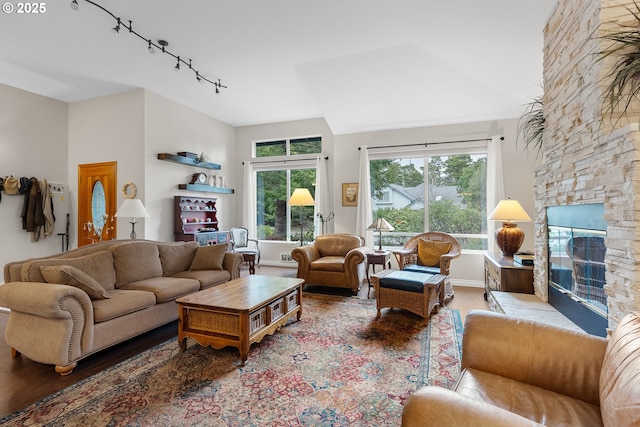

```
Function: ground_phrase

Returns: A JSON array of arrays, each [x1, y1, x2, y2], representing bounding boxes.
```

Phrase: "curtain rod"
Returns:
[[358, 137, 503, 150], [242, 156, 328, 165]]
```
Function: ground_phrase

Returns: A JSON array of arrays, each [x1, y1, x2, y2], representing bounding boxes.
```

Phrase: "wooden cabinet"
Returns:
[[173, 196, 228, 246], [484, 253, 534, 311]]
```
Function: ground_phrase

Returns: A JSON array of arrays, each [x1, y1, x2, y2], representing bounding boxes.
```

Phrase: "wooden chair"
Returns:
[[392, 231, 461, 300]]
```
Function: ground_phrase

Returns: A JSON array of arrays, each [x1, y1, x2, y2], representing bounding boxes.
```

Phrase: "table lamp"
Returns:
[[488, 199, 531, 257], [367, 218, 395, 252], [115, 198, 150, 239], [288, 188, 315, 246]]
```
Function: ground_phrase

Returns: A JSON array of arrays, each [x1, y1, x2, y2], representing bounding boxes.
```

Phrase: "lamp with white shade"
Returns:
[[115, 199, 150, 239], [367, 218, 394, 252], [288, 188, 315, 246], [488, 198, 532, 257]]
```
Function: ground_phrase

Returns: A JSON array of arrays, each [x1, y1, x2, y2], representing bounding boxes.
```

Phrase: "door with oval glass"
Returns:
[[78, 162, 117, 247]]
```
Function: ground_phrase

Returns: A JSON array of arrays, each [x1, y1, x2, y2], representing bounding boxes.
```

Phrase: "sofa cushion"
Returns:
[[456, 367, 602, 427], [40, 265, 111, 300], [110, 242, 163, 287], [92, 289, 156, 323], [314, 234, 363, 257], [21, 251, 117, 290], [119, 277, 200, 303], [309, 256, 345, 272], [189, 244, 226, 271], [172, 269, 231, 290], [599, 311, 640, 427], [157, 241, 199, 277], [417, 239, 451, 267]]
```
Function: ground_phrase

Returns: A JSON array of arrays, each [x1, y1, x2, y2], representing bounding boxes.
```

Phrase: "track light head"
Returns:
[[113, 18, 121, 33], [147, 40, 155, 54], [175, 56, 180, 70], [70, 0, 79, 10]]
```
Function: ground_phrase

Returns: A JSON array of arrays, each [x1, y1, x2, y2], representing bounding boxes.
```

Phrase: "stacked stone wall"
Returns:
[[537, 0, 640, 328]]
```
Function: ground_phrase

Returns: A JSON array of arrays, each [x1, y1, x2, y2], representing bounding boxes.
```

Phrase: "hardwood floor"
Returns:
[[0, 265, 488, 419]]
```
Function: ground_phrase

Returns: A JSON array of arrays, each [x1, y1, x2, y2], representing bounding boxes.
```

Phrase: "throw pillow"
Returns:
[[40, 265, 111, 300], [190, 244, 226, 271], [417, 239, 452, 267]]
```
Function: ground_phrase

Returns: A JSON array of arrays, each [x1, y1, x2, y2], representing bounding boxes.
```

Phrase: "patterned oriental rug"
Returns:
[[1, 293, 463, 427]]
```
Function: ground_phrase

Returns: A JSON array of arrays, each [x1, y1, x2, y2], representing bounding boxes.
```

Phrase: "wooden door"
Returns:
[[78, 162, 117, 247]]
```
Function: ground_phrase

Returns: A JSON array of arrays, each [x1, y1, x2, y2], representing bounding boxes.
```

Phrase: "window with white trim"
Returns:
[[253, 136, 321, 242]]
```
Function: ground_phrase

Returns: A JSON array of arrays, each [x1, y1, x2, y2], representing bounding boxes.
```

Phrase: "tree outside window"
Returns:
[[370, 153, 487, 250]]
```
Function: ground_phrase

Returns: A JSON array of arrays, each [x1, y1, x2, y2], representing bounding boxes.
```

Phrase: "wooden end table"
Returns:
[[176, 275, 304, 365], [241, 251, 258, 274], [366, 250, 392, 298]]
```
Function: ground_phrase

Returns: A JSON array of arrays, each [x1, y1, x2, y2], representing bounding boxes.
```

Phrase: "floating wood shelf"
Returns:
[[178, 184, 235, 194], [157, 153, 221, 170]]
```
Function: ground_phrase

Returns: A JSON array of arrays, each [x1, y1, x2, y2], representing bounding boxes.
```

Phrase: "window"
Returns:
[[253, 136, 321, 242], [370, 152, 487, 250]]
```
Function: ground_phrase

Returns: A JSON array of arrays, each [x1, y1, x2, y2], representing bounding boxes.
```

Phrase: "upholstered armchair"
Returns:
[[291, 234, 371, 294], [392, 231, 461, 300], [229, 227, 260, 266]]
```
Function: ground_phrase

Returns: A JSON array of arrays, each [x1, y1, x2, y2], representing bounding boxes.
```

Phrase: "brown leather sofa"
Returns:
[[402, 309, 640, 427], [291, 234, 371, 294]]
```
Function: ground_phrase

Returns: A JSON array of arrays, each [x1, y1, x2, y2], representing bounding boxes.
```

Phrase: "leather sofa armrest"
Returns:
[[291, 245, 321, 280], [462, 310, 607, 404], [223, 252, 244, 280], [402, 386, 542, 427], [344, 246, 371, 265]]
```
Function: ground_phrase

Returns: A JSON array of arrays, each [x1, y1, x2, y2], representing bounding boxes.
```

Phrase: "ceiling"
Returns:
[[0, 0, 557, 135]]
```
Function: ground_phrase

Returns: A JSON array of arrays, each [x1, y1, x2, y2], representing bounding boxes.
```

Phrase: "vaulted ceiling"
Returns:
[[0, 0, 557, 134]]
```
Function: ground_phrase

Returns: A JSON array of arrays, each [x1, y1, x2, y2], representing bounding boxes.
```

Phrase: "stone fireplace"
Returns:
[[535, 0, 640, 331]]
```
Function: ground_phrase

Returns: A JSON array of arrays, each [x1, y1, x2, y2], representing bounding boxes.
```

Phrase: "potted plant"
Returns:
[[517, 95, 545, 156]]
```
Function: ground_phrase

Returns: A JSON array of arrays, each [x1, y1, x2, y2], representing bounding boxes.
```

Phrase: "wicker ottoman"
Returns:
[[372, 269, 445, 322]]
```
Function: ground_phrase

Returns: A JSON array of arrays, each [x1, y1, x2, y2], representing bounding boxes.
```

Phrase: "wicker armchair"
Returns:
[[392, 232, 461, 300]]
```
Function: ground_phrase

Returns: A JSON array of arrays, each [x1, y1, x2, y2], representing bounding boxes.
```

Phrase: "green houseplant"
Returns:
[[599, 1, 640, 122], [517, 95, 545, 156]]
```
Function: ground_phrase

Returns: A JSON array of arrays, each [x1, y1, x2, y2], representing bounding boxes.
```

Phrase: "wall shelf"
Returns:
[[178, 184, 235, 194], [157, 153, 221, 170]]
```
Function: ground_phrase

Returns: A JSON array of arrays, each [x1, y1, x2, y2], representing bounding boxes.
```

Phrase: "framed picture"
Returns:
[[342, 183, 358, 206]]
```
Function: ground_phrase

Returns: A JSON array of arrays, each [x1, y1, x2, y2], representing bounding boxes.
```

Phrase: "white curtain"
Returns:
[[486, 135, 505, 254], [355, 146, 373, 247], [242, 162, 257, 238], [314, 156, 330, 236]]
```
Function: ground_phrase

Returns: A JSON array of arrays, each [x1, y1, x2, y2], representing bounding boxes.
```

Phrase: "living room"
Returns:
[[3, 0, 640, 425]]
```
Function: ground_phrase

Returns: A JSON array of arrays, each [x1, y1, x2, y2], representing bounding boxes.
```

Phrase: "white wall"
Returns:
[[0, 84, 69, 274], [236, 117, 540, 285], [68, 90, 145, 244], [144, 90, 237, 242]]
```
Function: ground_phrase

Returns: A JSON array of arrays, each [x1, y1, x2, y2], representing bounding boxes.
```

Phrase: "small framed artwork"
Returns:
[[342, 183, 359, 206]]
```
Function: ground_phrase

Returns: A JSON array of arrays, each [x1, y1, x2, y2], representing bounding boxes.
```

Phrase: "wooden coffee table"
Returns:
[[176, 275, 304, 365]]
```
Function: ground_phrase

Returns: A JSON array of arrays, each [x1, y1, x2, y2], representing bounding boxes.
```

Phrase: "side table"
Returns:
[[241, 251, 258, 274], [366, 250, 392, 298]]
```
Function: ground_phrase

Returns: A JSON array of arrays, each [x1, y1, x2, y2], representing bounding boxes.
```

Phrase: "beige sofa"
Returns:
[[0, 239, 243, 375], [291, 234, 371, 294], [402, 309, 640, 427]]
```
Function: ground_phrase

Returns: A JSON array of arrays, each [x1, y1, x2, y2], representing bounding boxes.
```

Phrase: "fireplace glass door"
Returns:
[[547, 204, 607, 336]]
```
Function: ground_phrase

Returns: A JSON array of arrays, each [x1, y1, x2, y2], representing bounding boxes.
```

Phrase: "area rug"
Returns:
[[1, 293, 463, 427]]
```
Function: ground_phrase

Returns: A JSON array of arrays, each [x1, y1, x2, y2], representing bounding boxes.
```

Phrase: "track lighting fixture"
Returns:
[[112, 17, 121, 33], [70, 0, 226, 94]]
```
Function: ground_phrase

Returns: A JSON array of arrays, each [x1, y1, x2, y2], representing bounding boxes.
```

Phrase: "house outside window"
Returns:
[[370, 152, 488, 250], [254, 136, 321, 242]]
